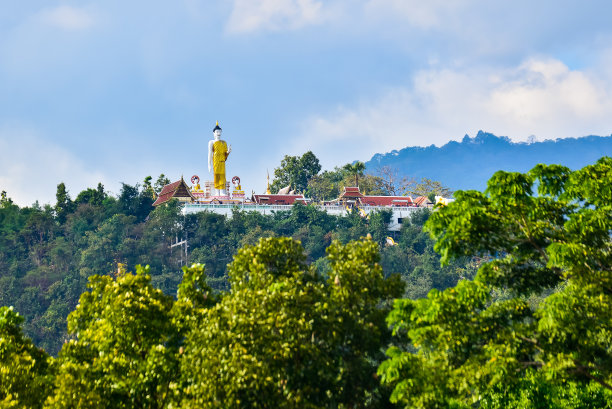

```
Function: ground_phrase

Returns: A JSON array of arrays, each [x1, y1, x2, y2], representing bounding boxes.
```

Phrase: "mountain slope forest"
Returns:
[[366, 132, 612, 192], [0, 169, 464, 356], [2, 157, 612, 408]]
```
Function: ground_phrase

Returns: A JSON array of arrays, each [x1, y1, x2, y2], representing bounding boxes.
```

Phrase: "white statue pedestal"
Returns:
[[211, 195, 230, 202]]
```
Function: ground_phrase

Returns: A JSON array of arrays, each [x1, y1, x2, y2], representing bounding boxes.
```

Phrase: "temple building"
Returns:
[[252, 193, 308, 206], [152, 121, 448, 230], [334, 186, 418, 207], [152, 177, 195, 206]]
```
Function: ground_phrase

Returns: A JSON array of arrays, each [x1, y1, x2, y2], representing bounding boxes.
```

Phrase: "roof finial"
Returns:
[[266, 170, 271, 194]]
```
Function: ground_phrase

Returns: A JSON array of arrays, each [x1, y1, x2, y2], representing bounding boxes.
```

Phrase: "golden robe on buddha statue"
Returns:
[[212, 139, 228, 190]]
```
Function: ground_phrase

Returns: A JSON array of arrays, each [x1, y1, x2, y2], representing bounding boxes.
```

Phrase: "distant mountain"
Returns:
[[364, 131, 612, 193]]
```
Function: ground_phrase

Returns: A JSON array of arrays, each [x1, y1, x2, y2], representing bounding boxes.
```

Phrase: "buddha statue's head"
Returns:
[[213, 121, 222, 140]]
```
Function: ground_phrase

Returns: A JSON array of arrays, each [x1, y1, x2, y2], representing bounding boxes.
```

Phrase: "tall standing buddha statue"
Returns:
[[208, 121, 231, 197]]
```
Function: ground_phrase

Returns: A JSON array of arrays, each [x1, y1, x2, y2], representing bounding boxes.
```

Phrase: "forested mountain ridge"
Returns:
[[2, 158, 612, 407], [365, 131, 612, 192], [0, 180, 469, 356]]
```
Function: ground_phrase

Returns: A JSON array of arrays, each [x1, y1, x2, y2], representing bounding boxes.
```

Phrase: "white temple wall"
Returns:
[[181, 203, 421, 231]]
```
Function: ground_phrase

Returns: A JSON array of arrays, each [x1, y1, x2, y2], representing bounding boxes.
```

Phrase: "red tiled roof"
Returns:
[[152, 179, 195, 206], [359, 196, 415, 207], [413, 196, 430, 207], [340, 186, 364, 198], [253, 194, 307, 205]]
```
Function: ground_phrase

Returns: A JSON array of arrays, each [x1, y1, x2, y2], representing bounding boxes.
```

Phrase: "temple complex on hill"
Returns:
[[153, 122, 450, 231]]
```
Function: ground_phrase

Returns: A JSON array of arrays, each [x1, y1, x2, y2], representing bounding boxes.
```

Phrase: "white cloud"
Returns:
[[38, 5, 95, 31], [0, 125, 107, 206], [490, 59, 610, 123], [293, 58, 612, 169], [226, 0, 324, 33]]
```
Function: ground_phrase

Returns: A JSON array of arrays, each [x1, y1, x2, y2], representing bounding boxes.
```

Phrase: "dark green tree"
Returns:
[[55, 182, 74, 224], [271, 151, 321, 193], [343, 161, 366, 187], [79, 213, 139, 277], [74, 183, 106, 207], [0, 190, 13, 208], [379, 158, 612, 408], [481, 369, 612, 408], [118, 183, 153, 221], [154, 174, 171, 195], [143, 176, 156, 199], [306, 171, 343, 201]]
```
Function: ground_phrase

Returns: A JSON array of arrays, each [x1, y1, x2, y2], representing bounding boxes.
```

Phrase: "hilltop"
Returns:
[[365, 131, 612, 192]]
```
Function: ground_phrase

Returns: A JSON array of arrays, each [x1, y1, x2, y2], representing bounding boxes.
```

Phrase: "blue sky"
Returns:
[[2, 0, 612, 205]]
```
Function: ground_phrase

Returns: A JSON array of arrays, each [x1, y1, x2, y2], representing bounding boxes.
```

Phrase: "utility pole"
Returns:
[[170, 235, 189, 267]]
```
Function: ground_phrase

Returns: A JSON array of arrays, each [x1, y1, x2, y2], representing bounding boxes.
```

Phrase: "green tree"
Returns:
[[46, 266, 178, 409], [306, 165, 377, 201], [179, 237, 328, 408], [55, 182, 74, 224], [481, 369, 612, 408], [324, 237, 405, 407], [0, 190, 13, 208], [271, 151, 321, 193], [118, 183, 153, 221], [343, 161, 366, 187], [154, 174, 171, 195], [405, 177, 452, 198], [74, 183, 107, 207], [20, 209, 58, 269], [379, 158, 612, 408], [79, 213, 139, 277], [143, 176, 156, 199], [306, 171, 342, 201], [171, 263, 217, 335], [0, 306, 53, 408], [180, 237, 403, 408]]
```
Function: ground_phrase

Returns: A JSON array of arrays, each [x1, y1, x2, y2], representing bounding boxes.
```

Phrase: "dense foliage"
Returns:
[[270, 151, 322, 194], [0, 176, 463, 356], [1, 238, 404, 408], [2, 157, 610, 407], [0, 306, 53, 407], [379, 157, 612, 408], [180, 238, 403, 408]]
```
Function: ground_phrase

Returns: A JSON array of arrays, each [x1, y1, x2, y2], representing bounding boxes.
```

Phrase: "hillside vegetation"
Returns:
[[2, 158, 611, 408], [0, 178, 466, 356]]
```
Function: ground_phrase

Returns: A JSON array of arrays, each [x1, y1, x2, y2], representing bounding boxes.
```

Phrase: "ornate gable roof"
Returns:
[[152, 178, 195, 206], [413, 196, 431, 207], [340, 186, 364, 198]]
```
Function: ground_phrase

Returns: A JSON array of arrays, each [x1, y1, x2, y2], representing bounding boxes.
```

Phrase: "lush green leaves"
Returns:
[[46, 266, 177, 409], [180, 237, 402, 409], [0, 306, 53, 408], [271, 151, 322, 194], [380, 157, 612, 407]]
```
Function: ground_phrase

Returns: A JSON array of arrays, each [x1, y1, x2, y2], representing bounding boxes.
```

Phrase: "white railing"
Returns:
[[182, 202, 420, 213]]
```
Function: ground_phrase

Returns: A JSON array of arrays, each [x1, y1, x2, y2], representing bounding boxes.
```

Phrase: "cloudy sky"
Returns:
[[2, 0, 612, 205]]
